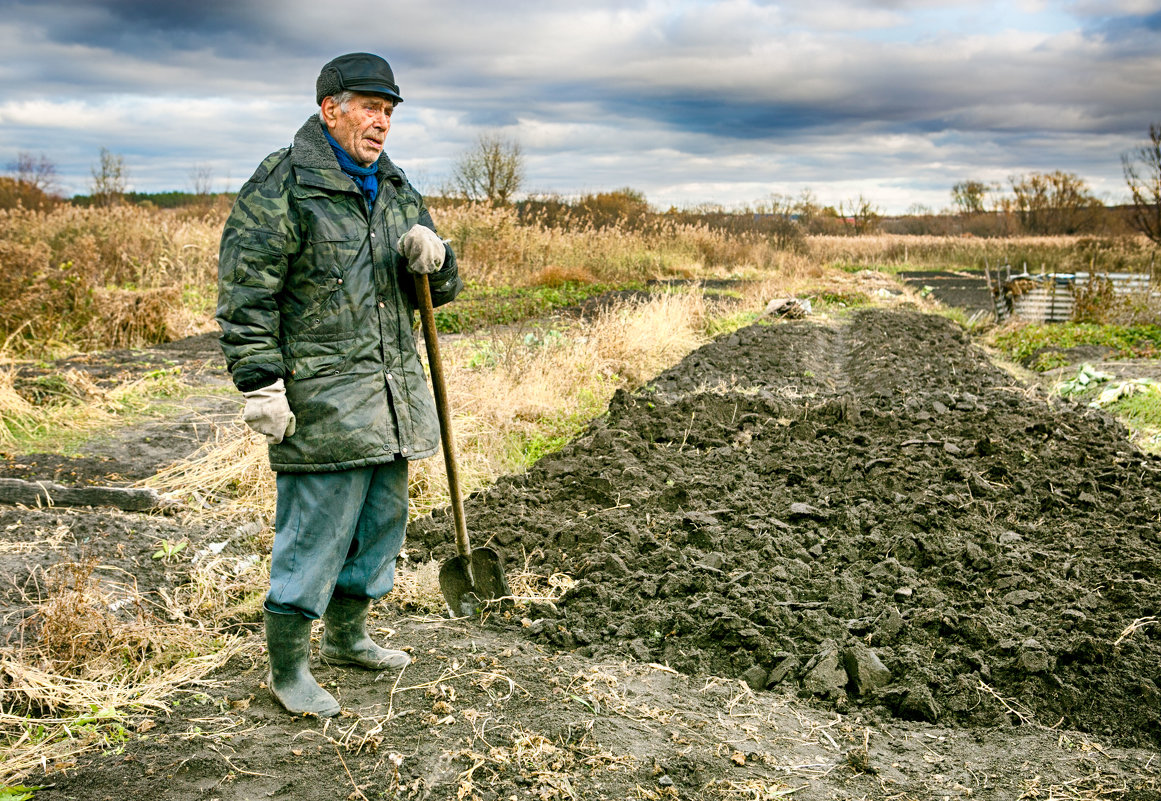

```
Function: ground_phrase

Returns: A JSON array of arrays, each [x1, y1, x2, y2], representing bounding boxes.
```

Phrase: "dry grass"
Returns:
[[0, 367, 47, 446], [0, 362, 188, 453], [144, 422, 275, 519], [0, 204, 222, 353], [390, 556, 445, 616], [446, 722, 634, 801], [161, 549, 270, 628], [1, 557, 252, 787], [805, 233, 1158, 275], [1, 197, 1153, 354], [11, 558, 243, 685], [434, 202, 784, 286]]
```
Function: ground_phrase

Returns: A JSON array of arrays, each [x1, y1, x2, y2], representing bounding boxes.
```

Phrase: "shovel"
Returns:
[[415, 273, 510, 617]]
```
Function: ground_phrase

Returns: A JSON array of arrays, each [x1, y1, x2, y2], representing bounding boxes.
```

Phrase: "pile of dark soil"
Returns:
[[412, 309, 1161, 747]]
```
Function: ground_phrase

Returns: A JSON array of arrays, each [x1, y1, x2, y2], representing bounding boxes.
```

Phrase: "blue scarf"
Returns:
[[322, 127, 379, 206]]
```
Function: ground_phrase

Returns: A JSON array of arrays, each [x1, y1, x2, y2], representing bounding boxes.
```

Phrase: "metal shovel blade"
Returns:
[[439, 547, 510, 618], [417, 273, 510, 618]]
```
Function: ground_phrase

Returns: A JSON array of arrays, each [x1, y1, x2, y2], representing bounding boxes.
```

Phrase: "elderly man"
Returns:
[[217, 53, 462, 717]]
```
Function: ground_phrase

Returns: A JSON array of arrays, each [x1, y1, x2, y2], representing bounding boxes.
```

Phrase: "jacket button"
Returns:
[[370, 232, 376, 237], [378, 301, 385, 308], [401, 447, 408, 454], [386, 373, 393, 380], [382, 444, 390, 451], [337, 278, 343, 285]]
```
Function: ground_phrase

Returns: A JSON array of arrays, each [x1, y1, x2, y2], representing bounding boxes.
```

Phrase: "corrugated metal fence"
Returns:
[[995, 270, 1158, 323]]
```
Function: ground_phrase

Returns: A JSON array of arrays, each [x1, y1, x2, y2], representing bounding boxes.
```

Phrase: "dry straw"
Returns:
[[0, 362, 188, 449], [1, 556, 255, 787], [145, 422, 276, 520]]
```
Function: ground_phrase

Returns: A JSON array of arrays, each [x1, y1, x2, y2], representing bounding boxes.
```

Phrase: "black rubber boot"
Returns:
[[264, 610, 340, 717], [320, 595, 411, 670]]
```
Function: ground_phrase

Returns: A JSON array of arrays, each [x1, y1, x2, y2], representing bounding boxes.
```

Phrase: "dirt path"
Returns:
[[1, 331, 236, 487], [7, 307, 1161, 800], [34, 617, 1161, 801]]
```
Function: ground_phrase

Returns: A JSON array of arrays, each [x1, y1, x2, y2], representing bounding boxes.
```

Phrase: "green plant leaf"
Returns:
[[0, 786, 40, 801]]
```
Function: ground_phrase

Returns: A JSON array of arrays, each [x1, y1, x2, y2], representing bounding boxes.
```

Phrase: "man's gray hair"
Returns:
[[318, 90, 357, 122]]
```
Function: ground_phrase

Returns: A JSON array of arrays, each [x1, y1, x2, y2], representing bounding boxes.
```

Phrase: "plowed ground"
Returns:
[[9, 307, 1161, 801], [413, 308, 1161, 745]]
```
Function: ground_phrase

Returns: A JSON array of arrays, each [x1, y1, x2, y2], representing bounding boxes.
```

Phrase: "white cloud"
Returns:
[[0, 0, 1157, 210]]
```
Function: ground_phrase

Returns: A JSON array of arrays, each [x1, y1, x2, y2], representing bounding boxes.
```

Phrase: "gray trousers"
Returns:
[[265, 459, 409, 619]]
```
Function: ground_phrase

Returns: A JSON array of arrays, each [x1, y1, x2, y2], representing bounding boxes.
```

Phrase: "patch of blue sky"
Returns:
[[849, 3, 1077, 44], [1089, 8, 1161, 39]]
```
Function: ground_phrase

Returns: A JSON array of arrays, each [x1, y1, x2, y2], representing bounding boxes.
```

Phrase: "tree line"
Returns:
[[4, 123, 1160, 247], [442, 126, 1161, 244]]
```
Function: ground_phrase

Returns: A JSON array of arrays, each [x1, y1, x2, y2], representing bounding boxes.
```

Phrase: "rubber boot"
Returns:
[[320, 595, 411, 670], [264, 610, 340, 717]]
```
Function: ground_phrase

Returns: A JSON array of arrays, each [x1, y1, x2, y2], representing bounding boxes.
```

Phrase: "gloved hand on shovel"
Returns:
[[398, 224, 445, 274], [242, 378, 296, 444]]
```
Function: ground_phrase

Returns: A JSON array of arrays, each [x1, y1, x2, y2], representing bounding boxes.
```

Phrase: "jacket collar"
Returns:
[[290, 115, 405, 193]]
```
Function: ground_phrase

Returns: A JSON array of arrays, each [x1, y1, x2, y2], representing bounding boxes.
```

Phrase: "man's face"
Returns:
[[322, 93, 394, 167]]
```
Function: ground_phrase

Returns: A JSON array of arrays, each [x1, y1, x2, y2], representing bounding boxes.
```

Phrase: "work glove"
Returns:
[[242, 378, 296, 444], [398, 224, 445, 274]]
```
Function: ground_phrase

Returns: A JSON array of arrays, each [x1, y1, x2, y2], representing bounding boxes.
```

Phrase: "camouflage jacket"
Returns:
[[217, 116, 462, 472]]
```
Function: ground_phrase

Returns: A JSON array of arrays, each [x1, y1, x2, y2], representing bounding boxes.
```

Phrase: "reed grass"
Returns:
[[432, 202, 783, 286], [806, 233, 1158, 275], [0, 203, 221, 353]]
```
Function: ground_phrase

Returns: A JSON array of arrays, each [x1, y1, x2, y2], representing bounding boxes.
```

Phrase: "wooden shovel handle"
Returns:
[[415, 275, 474, 579]]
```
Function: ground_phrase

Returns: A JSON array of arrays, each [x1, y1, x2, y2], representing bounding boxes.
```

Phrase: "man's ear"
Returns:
[[320, 96, 340, 129]]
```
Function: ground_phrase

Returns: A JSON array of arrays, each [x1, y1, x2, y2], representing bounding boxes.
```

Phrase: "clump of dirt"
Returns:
[[411, 309, 1161, 747]]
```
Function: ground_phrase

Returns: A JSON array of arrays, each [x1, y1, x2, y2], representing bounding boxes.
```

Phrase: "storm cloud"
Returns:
[[1, 0, 1158, 211]]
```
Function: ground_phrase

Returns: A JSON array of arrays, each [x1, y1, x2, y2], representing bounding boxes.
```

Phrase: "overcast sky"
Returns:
[[1, 0, 1159, 213]]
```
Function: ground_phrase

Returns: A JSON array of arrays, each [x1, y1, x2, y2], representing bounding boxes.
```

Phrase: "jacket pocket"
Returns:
[[286, 354, 344, 381], [283, 339, 355, 381], [231, 228, 288, 288]]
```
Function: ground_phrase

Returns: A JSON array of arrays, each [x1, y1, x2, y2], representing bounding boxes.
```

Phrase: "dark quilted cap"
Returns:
[[316, 52, 403, 105]]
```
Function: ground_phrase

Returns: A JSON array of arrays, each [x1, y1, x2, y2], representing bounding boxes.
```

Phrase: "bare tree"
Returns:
[[1008, 171, 1101, 235], [1122, 122, 1161, 246], [793, 188, 819, 225], [189, 163, 214, 196], [90, 147, 129, 206], [838, 194, 880, 235], [951, 180, 991, 216], [7, 151, 59, 194], [452, 133, 524, 204], [752, 192, 804, 249]]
